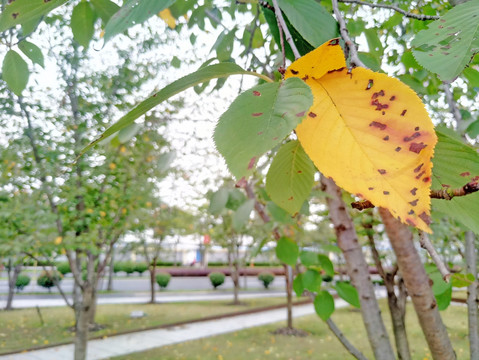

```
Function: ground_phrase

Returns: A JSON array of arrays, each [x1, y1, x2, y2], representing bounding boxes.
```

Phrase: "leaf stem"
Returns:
[[418, 231, 451, 282], [271, 0, 301, 60]]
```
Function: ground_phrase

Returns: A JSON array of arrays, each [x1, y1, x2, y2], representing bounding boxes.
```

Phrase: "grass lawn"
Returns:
[[0, 296, 294, 354], [110, 301, 470, 360]]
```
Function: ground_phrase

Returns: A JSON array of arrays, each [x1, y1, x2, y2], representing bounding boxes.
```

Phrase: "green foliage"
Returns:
[[70, 1, 95, 48], [209, 188, 229, 215], [432, 128, 479, 234], [18, 41, 44, 68], [451, 273, 475, 288], [334, 281, 360, 308], [258, 271, 275, 289], [103, 0, 175, 43], [232, 199, 254, 231], [37, 271, 62, 290], [314, 290, 335, 321], [317, 254, 334, 278], [266, 140, 315, 215], [302, 269, 322, 292], [214, 78, 313, 180], [293, 273, 304, 297], [90, 0, 120, 24], [134, 262, 149, 275], [411, 0, 479, 81], [209, 272, 226, 289], [0, 0, 68, 32], [426, 264, 453, 310], [56, 262, 71, 275], [2, 50, 29, 96], [155, 272, 171, 289], [82, 63, 267, 155], [276, 0, 338, 48], [15, 274, 31, 291], [122, 262, 136, 276], [275, 237, 299, 266]]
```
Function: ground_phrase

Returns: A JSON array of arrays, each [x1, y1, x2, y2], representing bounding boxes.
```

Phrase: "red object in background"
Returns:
[[203, 234, 211, 245]]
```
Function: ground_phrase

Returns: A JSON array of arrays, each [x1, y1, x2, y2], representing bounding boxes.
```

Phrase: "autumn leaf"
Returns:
[[159, 8, 176, 29], [286, 39, 437, 232]]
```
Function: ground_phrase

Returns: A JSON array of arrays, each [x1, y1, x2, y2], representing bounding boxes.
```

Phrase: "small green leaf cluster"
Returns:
[[56, 262, 71, 275], [15, 274, 31, 291], [258, 271, 275, 289], [208, 272, 226, 289], [155, 272, 171, 289], [36, 270, 63, 290]]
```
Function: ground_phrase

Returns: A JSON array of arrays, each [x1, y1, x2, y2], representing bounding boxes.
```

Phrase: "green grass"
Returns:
[[0, 296, 292, 354], [110, 301, 470, 360]]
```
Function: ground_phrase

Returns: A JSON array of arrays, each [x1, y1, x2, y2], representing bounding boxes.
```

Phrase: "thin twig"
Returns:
[[271, 0, 300, 60], [331, 0, 367, 68], [326, 318, 369, 360], [338, 0, 439, 20], [443, 82, 463, 128], [418, 231, 451, 282]]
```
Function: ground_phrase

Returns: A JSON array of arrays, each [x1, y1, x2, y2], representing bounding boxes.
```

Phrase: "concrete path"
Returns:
[[0, 300, 344, 360], [0, 290, 286, 309]]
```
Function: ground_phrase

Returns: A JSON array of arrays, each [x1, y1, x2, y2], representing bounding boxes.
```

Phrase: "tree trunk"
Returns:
[[379, 208, 456, 359], [321, 176, 395, 360], [285, 264, 293, 329], [5, 260, 21, 311], [465, 231, 479, 359], [387, 285, 410, 360], [149, 262, 157, 303], [232, 259, 240, 305], [107, 249, 115, 291], [74, 285, 94, 360]]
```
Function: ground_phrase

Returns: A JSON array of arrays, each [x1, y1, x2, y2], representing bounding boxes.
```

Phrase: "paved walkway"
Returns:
[[0, 298, 352, 360]]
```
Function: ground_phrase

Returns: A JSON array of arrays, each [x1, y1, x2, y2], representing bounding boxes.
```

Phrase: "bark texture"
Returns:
[[322, 177, 395, 360], [379, 208, 456, 360], [284, 264, 293, 329], [465, 231, 479, 359], [5, 261, 21, 311]]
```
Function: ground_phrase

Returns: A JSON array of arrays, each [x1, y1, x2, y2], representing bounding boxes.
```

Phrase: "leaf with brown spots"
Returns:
[[286, 40, 437, 232], [214, 78, 313, 180]]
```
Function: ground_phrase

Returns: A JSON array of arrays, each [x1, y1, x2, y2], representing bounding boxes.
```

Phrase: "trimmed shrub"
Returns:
[[134, 262, 148, 276], [37, 271, 63, 292], [15, 274, 31, 291], [209, 272, 225, 289], [123, 262, 135, 276], [56, 262, 71, 275], [258, 272, 275, 289], [113, 261, 123, 273], [155, 272, 171, 289]]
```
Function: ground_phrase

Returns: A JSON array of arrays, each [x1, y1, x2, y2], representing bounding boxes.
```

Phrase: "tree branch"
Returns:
[[326, 318, 369, 360], [271, 0, 300, 60], [331, 0, 366, 68], [338, 0, 439, 20], [418, 231, 451, 282]]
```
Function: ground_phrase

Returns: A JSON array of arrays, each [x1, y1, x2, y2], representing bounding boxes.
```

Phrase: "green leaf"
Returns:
[[335, 282, 360, 308], [21, 16, 42, 37], [157, 151, 176, 172], [317, 254, 334, 277], [463, 67, 479, 88], [293, 273, 304, 297], [242, 27, 264, 49], [0, 0, 68, 32], [277, 0, 338, 48], [226, 189, 247, 211], [71, 1, 96, 48], [266, 202, 295, 225], [214, 77, 313, 180], [358, 52, 381, 72], [275, 237, 299, 266], [435, 286, 452, 311], [302, 269, 322, 292], [466, 120, 479, 138], [18, 41, 44, 68], [429, 270, 451, 296], [411, 1, 479, 81], [431, 128, 479, 234], [2, 50, 29, 96], [232, 199, 255, 231], [299, 251, 319, 267], [81, 63, 269, 156], [451, 273, 475, 288], [103, 0, 176, 43], [91, 0, 120, 24], [364, 28, 384, 59], [314, 290, 335, 321], [117, 123, 141, 143], [209, 188, 229, 215], [266, 140, 315, 215]]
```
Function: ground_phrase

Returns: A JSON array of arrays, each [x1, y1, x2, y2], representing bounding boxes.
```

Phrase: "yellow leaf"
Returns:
[[122, 208, 127, 215], [146, 201, 152, 208], [109, 163, 117, 170], [100, 211, 106, 217], [120, 145, 126, 153], [286, 40, 437, 232], [86, 208, 94, 214], [159, 8, 176, 29], [54, 236, 62, 245]]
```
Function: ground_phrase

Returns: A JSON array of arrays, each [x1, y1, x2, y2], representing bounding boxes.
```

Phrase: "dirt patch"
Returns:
[[271, 327, 309, 337]]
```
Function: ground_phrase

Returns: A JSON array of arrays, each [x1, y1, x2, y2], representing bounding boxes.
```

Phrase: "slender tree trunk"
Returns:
[[5, 261, 21, 311], [149, 261, 157, 304], [379, 208, 456, 359], [284, 264, 293, 329], [465, 231, 479, 359], [233, 259, 240, 305], [321, 176, 395, 360], [74, 285, 94, 360], [107, 249, 115, 291]]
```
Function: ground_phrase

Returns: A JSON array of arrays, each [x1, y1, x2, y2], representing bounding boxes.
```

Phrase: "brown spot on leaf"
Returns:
[[415, 171, 426, 180], [371, 99, 389, 111], [410, 188, 418, 195], [378, 169, 387, 175], [415, 126, 420, 131], [308, 112, 317, 118], [328, 39, 340, 46], [369, 121, 387, 130], [12, 12, 19, 18], [390, 96, 396, 101], [297, 170, 302, 174], [406, 219, 416, 226], [409, 142, 427, 153], [253, 91, 261, 96], [371, 90, 385, 99], [395, 147, 402, 152], [401, 109, 407, 116], [423, 177, 431, 183], [409, 199, 418, 206], [460, 172, 471, 177], [366, 79, 374, 90], [439, 25, 444, 29], [441, 184, 450, 188], [257, 131, 263, 135], [414, 163, 424, 173], [327, 67, 345, 73], [382, 111, 385, 115], [383, 136, 389, 141], [252, 112, 263, 117], [383, 191, 390, 195], [368, 187, 374, 190], [288, 196, 294, 201], [302, 75, 309, 81], [403, 132, 421, 142], [296, 111, 306, 117], [419, 212, 431, 225], [408, 210, 415, 215], [248, 157, 256, 170], [290, 69, 299, 75]]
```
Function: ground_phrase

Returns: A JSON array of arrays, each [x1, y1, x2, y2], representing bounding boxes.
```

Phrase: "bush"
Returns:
[[155, 272, 171, 289], [15, 274, 31, 291], [37, 271, 63, 292], [113, 261, 123, 273], [135, 262, 148, 275], [56, 262, 71, 275], [258, 272, 275, 289], [123, 262, 135, 276], [209, 272, 225, 289]]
